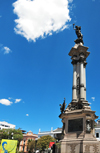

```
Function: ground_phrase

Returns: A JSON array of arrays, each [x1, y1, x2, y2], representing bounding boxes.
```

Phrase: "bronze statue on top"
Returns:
[[73, 24, 84, 44]]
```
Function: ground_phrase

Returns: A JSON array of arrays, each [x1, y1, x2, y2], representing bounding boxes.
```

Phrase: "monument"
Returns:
[[59, 24, 100, 153]]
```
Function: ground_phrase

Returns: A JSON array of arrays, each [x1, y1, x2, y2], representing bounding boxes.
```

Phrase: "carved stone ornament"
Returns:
[[85, 144, 99, 153], [68, 144, 77, 153], [67, 102, 83, 111], [86, 120, 91, 133], [92, 144, 99, 153], [85, 145, 90, 153]]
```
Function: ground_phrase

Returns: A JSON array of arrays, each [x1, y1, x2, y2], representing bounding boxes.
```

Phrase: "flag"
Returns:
[[49, 142, 55, 148], [0, 139, 18, 153]]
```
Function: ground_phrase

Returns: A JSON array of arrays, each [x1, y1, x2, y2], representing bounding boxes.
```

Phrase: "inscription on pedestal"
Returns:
[[68, 118, 83, 132]]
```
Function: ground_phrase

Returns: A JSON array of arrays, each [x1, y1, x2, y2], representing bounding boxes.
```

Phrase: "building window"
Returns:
[[96, 133, 99, 138], [5, 125, 10, 127]]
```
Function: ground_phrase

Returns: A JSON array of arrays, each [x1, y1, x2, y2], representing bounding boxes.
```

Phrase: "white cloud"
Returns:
[[3, 47, 12, 54], [13, 0, 72, 42], [91, 97, 95, 101], [15, 99, 21, 103], [0, 45, 12, 54], [68, 0, 73, 3], [26, 114, 29, 116], [0, 99, 13, 106]]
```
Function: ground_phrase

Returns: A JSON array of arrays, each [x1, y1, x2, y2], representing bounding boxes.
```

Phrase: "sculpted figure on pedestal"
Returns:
[[59, 98, 66, 114], [73, 23, 84, 44], [86, 120, 91, 133]]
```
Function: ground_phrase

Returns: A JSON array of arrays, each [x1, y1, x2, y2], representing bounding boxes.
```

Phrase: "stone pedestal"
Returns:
[[59, 109, 99, 153], [61, 139, 100, 153]]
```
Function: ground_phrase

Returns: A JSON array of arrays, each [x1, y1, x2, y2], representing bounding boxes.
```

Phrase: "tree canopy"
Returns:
[[36, 135, 55, 151], [0, 129, 23, 143], [27, 140, 35, 153]]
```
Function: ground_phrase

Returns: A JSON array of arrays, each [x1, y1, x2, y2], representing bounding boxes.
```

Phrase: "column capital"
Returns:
[[72, 55, 77, 59], [71, 60, 77, 65], [84, 61, 87, 67], [79, 57, 85, 63], [79, 52, 84, 56], [79, 52, 85, 63]]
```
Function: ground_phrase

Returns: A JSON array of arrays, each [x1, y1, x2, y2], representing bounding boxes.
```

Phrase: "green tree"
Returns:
[[27, 140, 35, 153], [36, 135, 55, 151]]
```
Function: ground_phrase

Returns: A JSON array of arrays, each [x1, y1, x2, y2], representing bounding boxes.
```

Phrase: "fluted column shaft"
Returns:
[[72, 63, 77, 101], [83, 66, 86, 100], [76, 62, 80, 100], [80, 59, 84, 100]]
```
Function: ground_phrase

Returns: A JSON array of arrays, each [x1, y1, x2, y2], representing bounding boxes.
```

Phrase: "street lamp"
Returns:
[[11, 132, 13, 139]]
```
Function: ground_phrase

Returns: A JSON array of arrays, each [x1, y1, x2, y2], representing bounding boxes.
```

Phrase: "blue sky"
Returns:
[[0, 0, 100, 134]]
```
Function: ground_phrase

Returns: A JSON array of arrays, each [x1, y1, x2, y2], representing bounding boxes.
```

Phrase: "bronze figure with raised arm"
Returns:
[[73, 23, 84, 44]]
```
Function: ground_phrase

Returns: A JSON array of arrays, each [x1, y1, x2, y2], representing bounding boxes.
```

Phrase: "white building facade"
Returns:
[[38, 127, 63, 140], [0, 121, 15, 130], [95, 120, 100, 141]]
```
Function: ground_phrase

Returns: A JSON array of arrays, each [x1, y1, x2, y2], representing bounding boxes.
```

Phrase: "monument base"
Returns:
[[61, 138, 100, 153], [59, 106, 100, 153]]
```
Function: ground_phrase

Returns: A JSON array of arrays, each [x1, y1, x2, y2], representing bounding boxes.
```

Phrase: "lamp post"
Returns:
[[11, 132, 13, 139], [8, 131, 13, 139]]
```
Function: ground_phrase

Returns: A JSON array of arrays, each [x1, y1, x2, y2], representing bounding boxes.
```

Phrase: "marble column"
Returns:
[[80, 57, 85, 100], [76, 62, 80, 78], [83, 63, 86, 100], [72, 61, 77, 101], [76, 62, 80, 100]]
